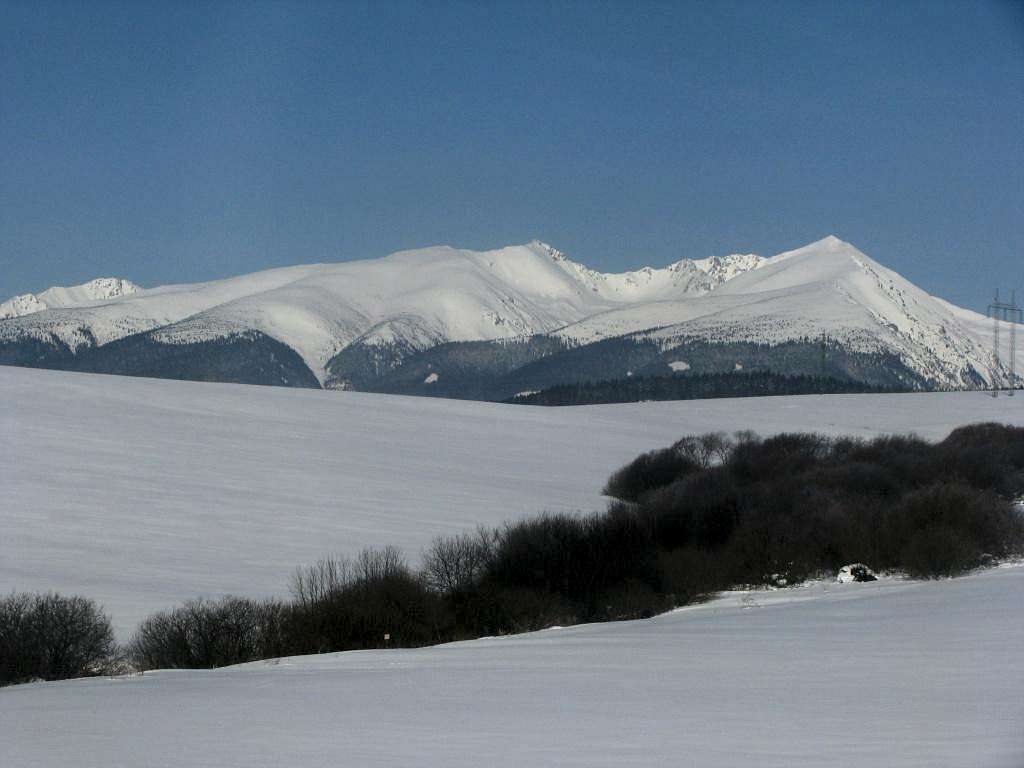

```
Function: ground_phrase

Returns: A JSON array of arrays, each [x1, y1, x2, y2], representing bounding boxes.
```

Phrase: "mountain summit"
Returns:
[[0, 238, 1017, 396]]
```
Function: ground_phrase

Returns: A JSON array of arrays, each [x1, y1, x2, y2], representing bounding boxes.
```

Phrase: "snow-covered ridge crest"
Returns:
[[0, 242, 764, 381], [536, 240, 765, 300], [0, 236, 1018, 390], [0, 277, 139, 319]]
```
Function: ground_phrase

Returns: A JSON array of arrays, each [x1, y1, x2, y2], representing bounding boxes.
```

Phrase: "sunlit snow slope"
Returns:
[[2, 365, 1022, 636], [556, 237, 1021, 388], [4, 237, 1014, 389], [3, 566, 1022, 768], [1, 242, 753, 381], [0, 277, 138, 319]]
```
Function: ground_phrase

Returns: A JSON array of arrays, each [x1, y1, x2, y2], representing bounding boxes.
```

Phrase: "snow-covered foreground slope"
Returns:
[[4, 565, 1022, 768], [3, 366, 1023, 637]]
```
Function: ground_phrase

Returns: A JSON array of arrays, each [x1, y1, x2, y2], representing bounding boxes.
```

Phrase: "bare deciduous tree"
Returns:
[[0, 592, 116, 686], [422, 527, 495, 595]]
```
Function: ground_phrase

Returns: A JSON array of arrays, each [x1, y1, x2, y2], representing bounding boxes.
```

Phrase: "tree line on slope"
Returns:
[[506, 371, 901, 405], [3, 423, 1023, 684]]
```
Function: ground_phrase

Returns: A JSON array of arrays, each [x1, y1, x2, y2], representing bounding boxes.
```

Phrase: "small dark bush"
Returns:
[[901, 526, 979, 578], [422, 527, 495, 597], [582, 504, 658, 596], [891, 484, 1024, 577], [937, 423, 1024, 496], [0, 592, 116, 686], [481, 587, 578, 633], [728, 432, 832, 484], [485, 513, 591, 598], [671, 432, 735, 468], [130, 596, 289, 670], [596, 578, 670, 621], [808, 461, 901, 498], [657, 546, 725, 603], [604, 447, 700, 502], [844, 434, 934, 489], [286, 547, 447, 654]]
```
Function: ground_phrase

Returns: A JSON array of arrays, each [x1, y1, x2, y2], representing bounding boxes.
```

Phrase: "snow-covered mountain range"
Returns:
[[0, 237, 1018, 395]]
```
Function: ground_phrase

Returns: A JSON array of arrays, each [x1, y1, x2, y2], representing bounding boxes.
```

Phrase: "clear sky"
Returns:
[[1, 0, 1022, 310]]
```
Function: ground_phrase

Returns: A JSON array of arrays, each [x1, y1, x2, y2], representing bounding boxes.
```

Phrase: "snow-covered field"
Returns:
[[3, 566, 1022, 767], [3, 365, 1024, 636], [4, 366, 1024, 766]]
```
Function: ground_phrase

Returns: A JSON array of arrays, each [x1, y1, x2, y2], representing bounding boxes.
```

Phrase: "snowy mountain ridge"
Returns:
[[0, 241, 763, 379], [0, 237, 1017, 392], [0, 277, 139, 319], [553, 236, 1015, 390], [541, 241, 765, 301]]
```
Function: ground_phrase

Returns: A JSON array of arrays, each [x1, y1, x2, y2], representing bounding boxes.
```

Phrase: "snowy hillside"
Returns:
[[1, 237, 1019, 391], [4, 367, 1024, 766], [3, 365, 1023, 636], [4, 551, 1022, 767]]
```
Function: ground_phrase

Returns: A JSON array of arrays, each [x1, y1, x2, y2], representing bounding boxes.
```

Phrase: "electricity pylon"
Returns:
[[988, 290, 1022, 397]]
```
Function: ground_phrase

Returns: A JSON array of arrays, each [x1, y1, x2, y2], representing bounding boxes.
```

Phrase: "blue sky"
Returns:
[[1, 0, 1022, 310]]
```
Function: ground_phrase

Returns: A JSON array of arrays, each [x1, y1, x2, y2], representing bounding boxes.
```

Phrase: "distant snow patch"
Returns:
[[734, 362, 743, 371], [424, 372, 439, 384], [669, 360, 690, 372]]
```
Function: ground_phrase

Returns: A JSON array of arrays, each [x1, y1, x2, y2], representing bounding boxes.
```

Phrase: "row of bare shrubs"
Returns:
[[6, 423, 1023, 681], [127, 426, 1024, 670]]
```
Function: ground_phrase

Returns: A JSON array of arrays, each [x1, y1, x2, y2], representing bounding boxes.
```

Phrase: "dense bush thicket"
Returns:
[[130, 424, 1024, 670], [286, 546, 447, 654], [15, 422, 1016, 677], [602, 423, 1024, 585], [0, 593, 116, 686], [130, 596, 291, 669]]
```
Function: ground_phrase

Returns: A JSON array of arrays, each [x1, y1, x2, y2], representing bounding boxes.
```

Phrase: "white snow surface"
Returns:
[[4, 367, 1024, 766], [556, 236, 1023, 387], [3, 236, 1018, 387], [3, 242, 758, 379], [0, 277, 138, 319], [17, 236, 1016, 387], [3, 565, 1022, 767], [3, 365, 1024, 638]]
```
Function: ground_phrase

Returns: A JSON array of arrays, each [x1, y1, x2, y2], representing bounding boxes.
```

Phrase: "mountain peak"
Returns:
[[804, 234, 863, 255], [0, 238, 1013, 392], [529, 240, 568, 262], [1, 277, 139, 320]]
